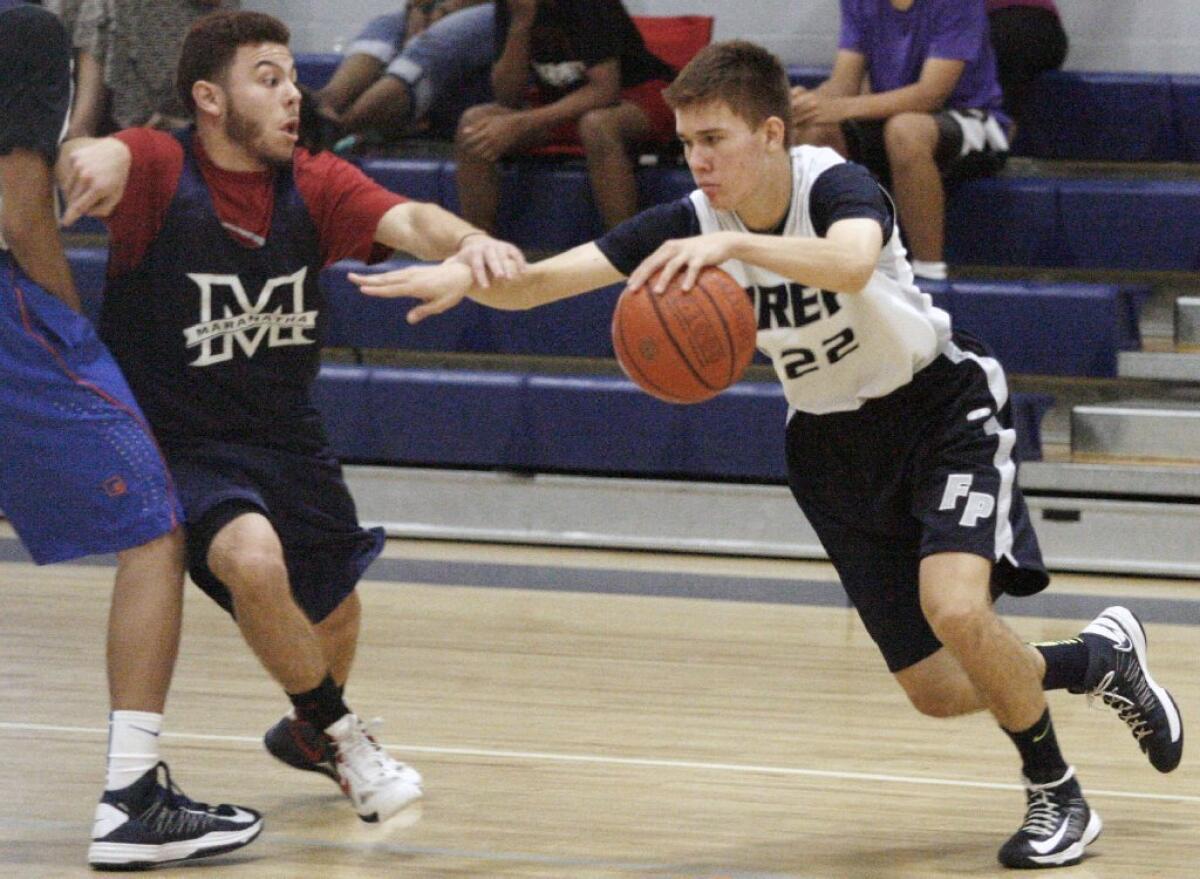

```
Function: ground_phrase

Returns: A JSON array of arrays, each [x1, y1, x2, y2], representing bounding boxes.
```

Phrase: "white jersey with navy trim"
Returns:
[[691, 145, 952, 415]]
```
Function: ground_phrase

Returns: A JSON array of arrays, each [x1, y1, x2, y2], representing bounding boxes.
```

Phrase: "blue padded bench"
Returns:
[[355, 158, 1200, 273], [1173, 75, 1200, 162], [1015, 72, 1177, 161], [945, 176, 1200, 271], [323, 259, 1141, 378], [304, 55, 1200, 161], [67, 249, 1141, 380], [312, 364, 1053, 474], [296, 53, 340, 91], [786, 65, 1200, 162], [919, 279, 1144, 378], [1055, 179, 1200, 271]]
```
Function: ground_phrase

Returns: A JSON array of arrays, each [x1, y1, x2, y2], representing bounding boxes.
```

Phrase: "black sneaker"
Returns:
[[998, 768, 1101, 869], [1076, 605, 1183, 773], [87, 762, 262, 871], [263, 712, 338, 783]]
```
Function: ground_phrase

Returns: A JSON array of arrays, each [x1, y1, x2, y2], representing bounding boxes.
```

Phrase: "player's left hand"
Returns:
[[450, 232, 527, 288], [58, 137, 131, 226], [350, 260, 474, 324], [625, 232, 738, 295]]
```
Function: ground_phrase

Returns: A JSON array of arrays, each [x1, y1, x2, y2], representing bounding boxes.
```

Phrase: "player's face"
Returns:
[[676, 101, 778, 213], [221, 43, 301, 167]]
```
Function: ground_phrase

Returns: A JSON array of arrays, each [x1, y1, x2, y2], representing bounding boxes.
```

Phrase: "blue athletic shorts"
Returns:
[[167, 438, 385, 624], [785, 331, 1048, 673], [0, 252, 181, 563]]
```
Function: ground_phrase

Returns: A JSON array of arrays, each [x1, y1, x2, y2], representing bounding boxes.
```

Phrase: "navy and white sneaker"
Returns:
[[998, 767, 1101, 869], [264, 712, 422, 823], [1076, 606, 1183, 773], [88, 762, 262, 871]]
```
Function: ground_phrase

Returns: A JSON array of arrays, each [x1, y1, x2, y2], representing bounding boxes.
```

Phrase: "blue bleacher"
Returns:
[[782, 64, 1200, 163], [321, 258, 1140, 378], [312, 364, 1054, 472], [296, 53, 1200, 163], [348, 156, 1200, 273]]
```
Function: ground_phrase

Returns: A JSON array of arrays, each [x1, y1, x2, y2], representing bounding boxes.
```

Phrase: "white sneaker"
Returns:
[[325, 714, 423, 823]]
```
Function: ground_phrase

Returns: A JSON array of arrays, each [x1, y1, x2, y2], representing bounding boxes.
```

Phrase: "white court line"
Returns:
[[2, 720, 1196, 805]]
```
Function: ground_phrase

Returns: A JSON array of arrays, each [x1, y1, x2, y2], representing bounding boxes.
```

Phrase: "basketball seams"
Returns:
[[613, 300, 689, 404], [645, 282, 721, 393], [694, 272, 739, 388]]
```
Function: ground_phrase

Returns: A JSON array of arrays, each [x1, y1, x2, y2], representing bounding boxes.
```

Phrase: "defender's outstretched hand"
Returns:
[[453, 232, 526, 288], [350, 260, 474, 324]]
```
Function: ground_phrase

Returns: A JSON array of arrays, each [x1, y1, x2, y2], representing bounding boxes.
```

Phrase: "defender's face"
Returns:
[[222, 43, 301, 166], [676, 101, 774, 213]]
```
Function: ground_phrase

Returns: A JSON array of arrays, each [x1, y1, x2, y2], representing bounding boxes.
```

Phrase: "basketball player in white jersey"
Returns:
[[351, 40, 1182, 870]]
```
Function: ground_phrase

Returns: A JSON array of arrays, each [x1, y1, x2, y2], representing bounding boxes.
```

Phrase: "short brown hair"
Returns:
[[176, 11, 291, 116], [664, 40, 792, 145]]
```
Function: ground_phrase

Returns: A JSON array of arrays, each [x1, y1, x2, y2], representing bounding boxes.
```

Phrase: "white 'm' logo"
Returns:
[[183, 268, 317, 367], [939, 473, 996, 527]]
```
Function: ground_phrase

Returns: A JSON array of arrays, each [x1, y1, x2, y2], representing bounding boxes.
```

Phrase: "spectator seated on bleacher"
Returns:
[[48, 0, 240, 138], [987, 0, 1068, 128], [314, 0, 494, 148], [454, 0, 679, 233], [791, 0, 1010, 282]]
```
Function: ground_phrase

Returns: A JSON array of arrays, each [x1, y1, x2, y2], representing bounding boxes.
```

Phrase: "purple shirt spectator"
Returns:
[[840, 0, 1007, 124]]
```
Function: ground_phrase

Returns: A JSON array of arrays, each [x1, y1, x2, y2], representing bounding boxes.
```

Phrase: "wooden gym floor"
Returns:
[[1, 522, 1197, 878]]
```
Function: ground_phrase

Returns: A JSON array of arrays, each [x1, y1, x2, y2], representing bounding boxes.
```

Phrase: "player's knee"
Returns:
[[904, 685, 964, 718], [924, 601, 990, 651], [883, 114, 936, 168], [208, 544, 289, 599]]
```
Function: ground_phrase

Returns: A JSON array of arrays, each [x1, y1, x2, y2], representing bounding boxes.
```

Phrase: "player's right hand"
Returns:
[[58, 137, 131, 226]]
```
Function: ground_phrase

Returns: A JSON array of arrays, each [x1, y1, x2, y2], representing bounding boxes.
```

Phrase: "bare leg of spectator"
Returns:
[[317, 53, 386, 118], [338, 75, 413, 139], [577, 103, 654, 229], [883, 112, 944, 264], [454, 103, 507, 233]]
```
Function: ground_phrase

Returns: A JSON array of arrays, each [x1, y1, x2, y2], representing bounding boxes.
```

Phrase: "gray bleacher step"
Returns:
[[1071, 399, 1200, 463], [1118, 351, 1200, 382], [1177, 296, 1200, 349]]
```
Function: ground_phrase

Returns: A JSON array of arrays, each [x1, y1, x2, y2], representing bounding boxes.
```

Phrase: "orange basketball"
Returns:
[[612, 266, 757, 404]]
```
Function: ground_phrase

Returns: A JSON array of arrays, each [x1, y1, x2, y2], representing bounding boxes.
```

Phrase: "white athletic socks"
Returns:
[[106, 711, 163, 791], [911, 259, 948, 281]]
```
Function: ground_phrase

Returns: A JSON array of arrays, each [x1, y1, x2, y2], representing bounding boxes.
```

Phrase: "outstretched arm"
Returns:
[[351, 241, 623, 324], [625, 220, 883, 297], [373, 201, 526, 287]]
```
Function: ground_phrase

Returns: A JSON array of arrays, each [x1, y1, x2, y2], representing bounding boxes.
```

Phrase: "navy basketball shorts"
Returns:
[[0, 253, 181, 563], [166, 439, 384, 624], [842, 109, 1010, 189], [785, 332, 1048, 673]]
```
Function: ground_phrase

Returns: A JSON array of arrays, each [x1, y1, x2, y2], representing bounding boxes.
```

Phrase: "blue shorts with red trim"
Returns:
[[0, 251, 181, 563]]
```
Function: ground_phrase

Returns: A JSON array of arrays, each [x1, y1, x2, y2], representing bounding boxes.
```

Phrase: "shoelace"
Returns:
[[337, 719, 409, 779], [1020, 785, 1063, 837], [1086, 670, 1153, 743], [142, 763, 219, 837]]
